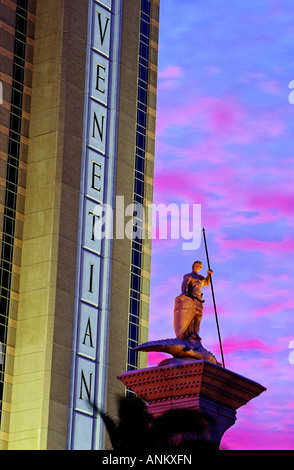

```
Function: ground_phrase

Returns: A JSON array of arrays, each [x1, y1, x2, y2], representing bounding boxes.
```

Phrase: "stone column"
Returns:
[[117, 360, 266, 449]]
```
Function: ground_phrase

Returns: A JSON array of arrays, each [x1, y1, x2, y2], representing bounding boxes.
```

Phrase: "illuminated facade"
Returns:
[[0, 0, 159, 449]]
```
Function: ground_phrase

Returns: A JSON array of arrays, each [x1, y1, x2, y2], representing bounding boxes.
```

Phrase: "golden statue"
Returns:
[[174, 261, 213, 340], [134, 261, 220, 366]]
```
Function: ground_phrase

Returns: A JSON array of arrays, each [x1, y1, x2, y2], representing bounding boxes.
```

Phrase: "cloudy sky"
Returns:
[[147, 0, 294, 450]]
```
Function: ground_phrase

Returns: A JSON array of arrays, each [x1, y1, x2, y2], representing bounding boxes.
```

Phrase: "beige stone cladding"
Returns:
[[0, 0, 160, 451], [0, 0, 35, 450], [4, 0, 88, 450]]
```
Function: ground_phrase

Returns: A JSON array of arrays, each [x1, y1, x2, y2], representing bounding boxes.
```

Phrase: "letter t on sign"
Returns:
[[88, 209, 101, 241]]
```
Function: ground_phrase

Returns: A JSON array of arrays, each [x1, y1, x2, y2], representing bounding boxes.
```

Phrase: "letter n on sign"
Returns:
[[75, 358, 95, 414]]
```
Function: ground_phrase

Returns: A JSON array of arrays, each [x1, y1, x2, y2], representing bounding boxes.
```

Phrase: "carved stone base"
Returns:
[[117, 360, 266, 448]]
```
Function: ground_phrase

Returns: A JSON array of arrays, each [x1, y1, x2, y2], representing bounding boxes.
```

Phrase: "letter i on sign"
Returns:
[[89, 263, 94, 293]]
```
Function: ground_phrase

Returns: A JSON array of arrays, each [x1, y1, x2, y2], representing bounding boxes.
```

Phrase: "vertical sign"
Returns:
[[68, 0, 122, 450]]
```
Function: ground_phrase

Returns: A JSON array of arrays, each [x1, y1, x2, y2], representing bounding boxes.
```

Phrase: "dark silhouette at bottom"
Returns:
[[91, 395, 219, 452]]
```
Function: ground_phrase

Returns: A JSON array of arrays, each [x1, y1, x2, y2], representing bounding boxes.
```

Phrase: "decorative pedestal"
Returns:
[[117, 360, 266, 448]]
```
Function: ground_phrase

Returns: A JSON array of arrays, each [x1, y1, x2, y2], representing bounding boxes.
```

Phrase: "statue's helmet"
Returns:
[[192, 261, 202, 270]]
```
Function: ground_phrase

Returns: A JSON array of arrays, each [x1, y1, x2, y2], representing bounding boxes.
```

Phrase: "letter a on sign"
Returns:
[[82, 317, 94, 348], [79, 304, 97, 359]]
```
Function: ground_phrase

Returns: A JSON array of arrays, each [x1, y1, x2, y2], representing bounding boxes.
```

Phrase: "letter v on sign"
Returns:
[[94, 8, 111, 56], [97, 12, 110, 45]]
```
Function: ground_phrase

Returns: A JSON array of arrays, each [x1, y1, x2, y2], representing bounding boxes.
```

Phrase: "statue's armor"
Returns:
[[182, 273, 207, 300]]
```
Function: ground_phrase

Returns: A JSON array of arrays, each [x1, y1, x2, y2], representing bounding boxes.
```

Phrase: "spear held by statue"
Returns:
[[202, 228, 225, 368]]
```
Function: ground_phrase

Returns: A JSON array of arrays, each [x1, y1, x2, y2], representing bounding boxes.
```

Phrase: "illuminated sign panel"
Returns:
[[67, 0, 122, 450]]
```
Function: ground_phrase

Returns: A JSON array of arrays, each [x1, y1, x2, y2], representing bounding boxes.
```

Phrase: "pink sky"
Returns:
[[147, 0, 294, 450]]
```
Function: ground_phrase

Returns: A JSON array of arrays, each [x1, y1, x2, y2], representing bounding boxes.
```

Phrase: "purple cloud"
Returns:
[[149, 0, 294, 450]]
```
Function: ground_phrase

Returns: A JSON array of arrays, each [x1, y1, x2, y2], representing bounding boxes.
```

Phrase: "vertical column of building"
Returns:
[[102, 0, 141, 447], [126, 0, 159, 373], [0, 0, 35, 449], [104, 0, 159, 448], [1, 0, 159, 451], [125, 0, 152, 374], [5, 0, 89, 449], [140, 0, 159, 365], [67, 0, 123, 451]]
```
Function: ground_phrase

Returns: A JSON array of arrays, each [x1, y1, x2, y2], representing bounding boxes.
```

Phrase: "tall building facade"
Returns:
[[0, 0, 159, 450]]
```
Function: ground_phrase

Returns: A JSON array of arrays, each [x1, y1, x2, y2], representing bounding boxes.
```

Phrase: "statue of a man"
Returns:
[[174, 261, 213, 340], [181, 261, 212, 301]]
